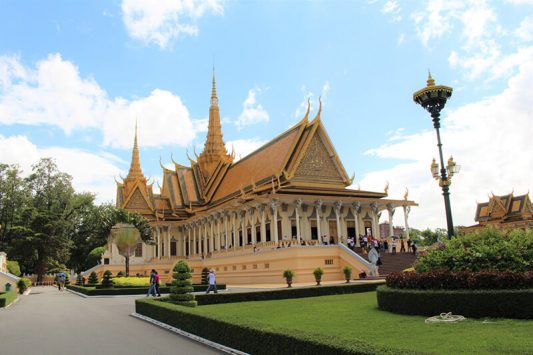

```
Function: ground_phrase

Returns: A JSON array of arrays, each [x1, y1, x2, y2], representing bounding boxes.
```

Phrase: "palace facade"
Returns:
[[100, 73, 417, 284]]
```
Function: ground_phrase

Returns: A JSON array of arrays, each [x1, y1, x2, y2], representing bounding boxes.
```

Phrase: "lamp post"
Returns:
[[413, 72, 460, 238]]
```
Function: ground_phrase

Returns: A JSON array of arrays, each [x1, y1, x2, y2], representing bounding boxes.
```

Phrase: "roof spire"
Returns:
[[127, 119, 144, 179], [198, 69, 233, 183]]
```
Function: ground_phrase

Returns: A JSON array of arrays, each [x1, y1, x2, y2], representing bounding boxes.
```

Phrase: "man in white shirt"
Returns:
[[206, 269, 218, 294]]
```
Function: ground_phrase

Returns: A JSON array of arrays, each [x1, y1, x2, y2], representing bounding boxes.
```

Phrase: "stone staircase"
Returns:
[[353, 247, 417, 276]]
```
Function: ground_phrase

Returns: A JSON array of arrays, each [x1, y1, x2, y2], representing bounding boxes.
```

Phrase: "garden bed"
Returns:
[[377, 285, 533, 319], [67, 284, 226, 296], [0, 290, 18, 307]]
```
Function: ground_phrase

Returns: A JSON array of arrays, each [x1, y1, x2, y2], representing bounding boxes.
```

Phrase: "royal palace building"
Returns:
[[100, 73, 417, 284]]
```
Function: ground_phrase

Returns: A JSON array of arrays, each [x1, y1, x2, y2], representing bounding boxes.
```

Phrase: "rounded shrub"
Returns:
[[343, 266, 352, 283], [76, 274, 83, 286], [88, 271, 99, 285], [169, 260, 197, 307], [17, 278, 31, 294], [101, 270, 114, 288]]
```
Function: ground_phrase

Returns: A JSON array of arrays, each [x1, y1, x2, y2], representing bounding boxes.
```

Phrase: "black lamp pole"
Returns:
[[413, 73, 456, 238]]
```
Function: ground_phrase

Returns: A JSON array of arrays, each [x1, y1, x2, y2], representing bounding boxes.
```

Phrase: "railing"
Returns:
[[339, 243, 371, 267]]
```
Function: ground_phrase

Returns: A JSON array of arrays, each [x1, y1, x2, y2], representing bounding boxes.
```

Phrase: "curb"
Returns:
[[130, 312, 248, 355]]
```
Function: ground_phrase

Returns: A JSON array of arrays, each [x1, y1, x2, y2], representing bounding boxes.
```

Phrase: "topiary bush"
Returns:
[[116, 271, 125, 278], [169, 260, 197, 307], [76, 274, 83, 286], [313, 267, 324, 286], [88, 271, 99, 285], [415, 227, 533, 272], [101, 270, 114, 288], [65, 273, 70, 286], [17, 278, 31, 294], [342, 266, 352, 283]]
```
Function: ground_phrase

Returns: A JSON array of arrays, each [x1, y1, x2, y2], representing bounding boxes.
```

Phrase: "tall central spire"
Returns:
[[127, 120, 144, 179], [198, 69, 233, 183]]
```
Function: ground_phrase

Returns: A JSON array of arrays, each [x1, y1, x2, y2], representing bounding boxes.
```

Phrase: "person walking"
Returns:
[[205, 269, 218, 294], [57, 274, 66, 291], [407, 238, 412, 253], [391, 238, 397, 255], [400, 239, 406, 253], [154, 270, 161, 297], [412, 241, 418, 256], [147, 269, 156, 297]]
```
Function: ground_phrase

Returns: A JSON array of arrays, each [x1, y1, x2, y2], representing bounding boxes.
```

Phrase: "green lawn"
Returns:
[[182, 291, 533, 354]]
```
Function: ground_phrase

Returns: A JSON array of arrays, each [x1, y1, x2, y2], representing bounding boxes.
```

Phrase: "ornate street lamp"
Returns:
[[413, 72, 460, 238]]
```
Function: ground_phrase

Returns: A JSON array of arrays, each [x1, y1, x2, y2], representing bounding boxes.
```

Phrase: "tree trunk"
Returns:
[[125, 256, 130, 277]]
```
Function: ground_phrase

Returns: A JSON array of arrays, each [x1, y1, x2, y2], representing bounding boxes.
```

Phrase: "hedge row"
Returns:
[[195, 282, 383, 305], [386, 270, 533, 290], [67, 284, 226, 295], [135, 298, 399, 355], [0, 290, 18, 308], [377, 285, 533, 319]]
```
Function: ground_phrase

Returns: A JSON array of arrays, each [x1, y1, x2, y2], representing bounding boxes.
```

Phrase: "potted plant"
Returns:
[[313, 267, 324, 286], [282, 269, 295, 288], [343, 266, 352, 283]]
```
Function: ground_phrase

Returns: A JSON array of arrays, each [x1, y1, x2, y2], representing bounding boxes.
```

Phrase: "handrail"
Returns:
[[339, 243, 371, 267]]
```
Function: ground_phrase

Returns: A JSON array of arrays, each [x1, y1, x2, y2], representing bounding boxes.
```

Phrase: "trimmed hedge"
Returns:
[[67, 284, 224, 295], [0, 290, 18, 308], [195, 282, 383, 305], [377, 285, 533, 319], [136, 298, 400, 355], [386, 270, 533, 290]]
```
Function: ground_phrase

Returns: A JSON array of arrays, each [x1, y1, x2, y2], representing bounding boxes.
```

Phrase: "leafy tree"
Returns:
[[110, 223, 140, 276], [0, 164, 28, 251], [169, 260, 197, 307], [84, 246, 107, 270], [6, 260, 21, 276]]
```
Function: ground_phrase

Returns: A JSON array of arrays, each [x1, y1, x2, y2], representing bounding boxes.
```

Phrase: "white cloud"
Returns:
[[0, 53, 198, 149], [360, 60, 533, 229], [235, 87, 269, 128], [381, 0, 402, 21], [515, 16, 533, 41], [0, 134, 123, 203], [121, 0, 224, 48], [225, 138, 267, 161]]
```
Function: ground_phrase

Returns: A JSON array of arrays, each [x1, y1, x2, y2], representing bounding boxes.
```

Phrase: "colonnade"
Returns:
[[142, 198, 413, 261]]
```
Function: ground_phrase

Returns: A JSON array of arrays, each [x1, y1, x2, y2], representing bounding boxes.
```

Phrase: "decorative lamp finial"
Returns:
[[427, 70, 435, 86]]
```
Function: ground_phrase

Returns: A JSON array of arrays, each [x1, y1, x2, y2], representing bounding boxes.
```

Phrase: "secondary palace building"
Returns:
[[100, 74, 417, 284]]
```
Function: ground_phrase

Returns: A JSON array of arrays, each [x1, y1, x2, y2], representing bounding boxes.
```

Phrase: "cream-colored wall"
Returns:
[[0, 272, 19, 293], [90, 245, 369, 285]]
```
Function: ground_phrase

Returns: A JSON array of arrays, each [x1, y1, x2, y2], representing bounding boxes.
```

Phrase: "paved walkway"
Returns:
[[0, 287, 221, 355]]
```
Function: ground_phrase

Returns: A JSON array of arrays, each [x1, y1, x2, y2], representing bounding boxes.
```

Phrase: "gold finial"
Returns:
[[313, 96, 322, 121], [384, 181, 389, 195], [404, 187, 409, 200], [427, 70, 435, 86], [303, 98, 311, 121]]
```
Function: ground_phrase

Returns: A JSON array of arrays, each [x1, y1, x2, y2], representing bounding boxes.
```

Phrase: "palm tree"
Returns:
[[110, 223, 140, 276]]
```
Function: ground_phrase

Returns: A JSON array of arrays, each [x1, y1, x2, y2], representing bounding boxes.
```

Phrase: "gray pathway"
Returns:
[[0, 286, 221, 355]]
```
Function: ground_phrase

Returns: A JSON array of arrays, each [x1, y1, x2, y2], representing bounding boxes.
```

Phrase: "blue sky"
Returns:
[[0, 0, 532, 229]]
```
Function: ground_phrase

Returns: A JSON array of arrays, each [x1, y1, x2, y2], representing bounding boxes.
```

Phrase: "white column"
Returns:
[[295, 199, 302, 243], [224, 212, 229, 252], [241, 211, 246, 247], [335, 201, 342, 244], [166, 226, 171, 257], [271, 199, 279, 244], [217, 214, 222, 251], [157, 226, 162, 259], [187, 226, 191, 256], [370, 202, 379, 238], [353, 202, 361, 246], [315, 200, 322, 240], [193, 223, 197, 255], [387, 203, 395, 238], [403, 205, 411, 240], [259, 204, 266, 243], [232, 213, 237, 250]]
